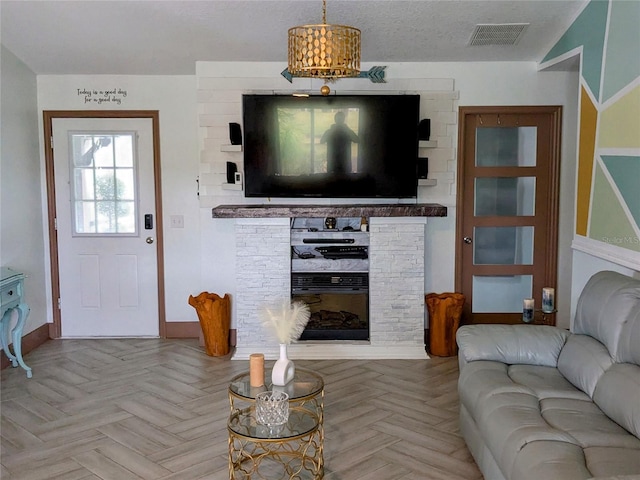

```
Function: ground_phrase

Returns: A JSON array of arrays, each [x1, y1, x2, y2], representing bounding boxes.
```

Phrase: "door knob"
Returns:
[[463, 236, 473, 244], [146, 237, 154, 244]]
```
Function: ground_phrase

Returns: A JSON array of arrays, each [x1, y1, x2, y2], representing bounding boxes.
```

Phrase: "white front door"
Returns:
[[52, 118, 159, 337]]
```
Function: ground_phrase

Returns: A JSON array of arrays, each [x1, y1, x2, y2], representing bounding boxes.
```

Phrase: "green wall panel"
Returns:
[[602, 0, 640, 102], [590, 161, 640, 252], [542, 0, 608, 99], [601, 155, 640, 228]]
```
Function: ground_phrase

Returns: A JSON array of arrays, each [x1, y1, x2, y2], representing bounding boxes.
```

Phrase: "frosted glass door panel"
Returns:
[[473, 275, 533, 313], [474, 226, 534, 265], [475, 177, 536, 216], [476, 127, 537, 167]]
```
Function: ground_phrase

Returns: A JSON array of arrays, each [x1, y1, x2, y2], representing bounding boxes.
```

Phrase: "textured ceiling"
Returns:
[[0, 0, 586, 75]]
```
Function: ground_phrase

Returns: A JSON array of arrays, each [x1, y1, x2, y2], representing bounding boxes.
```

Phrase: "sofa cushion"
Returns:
[[617, 304, 640, 365], [593, 363, 640, 439], [510, 440, 591, 480], [574, 271, 640, 361], [456, 324, 569, 366], [459, 360, 579, 475], [513, 443, 640, 479], [458, 361, 534, 417], [584, 446, 640, 477], [558, 334, 613, 397], [509, 365, 591, 401], [476, 391, 579, 476], [541, 397, 640, 449]]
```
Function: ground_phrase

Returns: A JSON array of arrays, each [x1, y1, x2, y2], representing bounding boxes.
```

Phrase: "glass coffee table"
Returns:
[[227, 369, 324, 479]]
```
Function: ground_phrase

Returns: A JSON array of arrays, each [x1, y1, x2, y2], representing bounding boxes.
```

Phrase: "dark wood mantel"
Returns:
[[211, 203, 447, 218]]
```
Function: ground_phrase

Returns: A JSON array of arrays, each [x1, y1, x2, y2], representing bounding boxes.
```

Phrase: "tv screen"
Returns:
[[242, 94, 420, 198]]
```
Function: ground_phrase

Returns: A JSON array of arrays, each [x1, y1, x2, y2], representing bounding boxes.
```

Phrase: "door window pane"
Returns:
[[472, 275, 533, 312], [476, 127, 537, 167], [115, 169, 135, 199], [114, 135, 134, 167], [74, 202, 96, 234], [70, 132, 137, 235], [475, 177, 536, 216], [473, 226, 534, 265]]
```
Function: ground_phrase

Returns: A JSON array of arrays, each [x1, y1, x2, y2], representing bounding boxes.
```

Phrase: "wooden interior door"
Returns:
[[455, 106, 562, 325]]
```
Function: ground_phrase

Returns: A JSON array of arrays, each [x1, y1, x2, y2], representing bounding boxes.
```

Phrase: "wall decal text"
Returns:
[[77, 88, 128, 105]]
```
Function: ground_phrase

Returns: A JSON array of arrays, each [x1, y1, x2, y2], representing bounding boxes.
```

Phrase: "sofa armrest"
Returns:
[[456, 324, 570, 367]]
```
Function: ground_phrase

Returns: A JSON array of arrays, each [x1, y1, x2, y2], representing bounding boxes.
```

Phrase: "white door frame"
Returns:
[[43, 110, 166, 338]]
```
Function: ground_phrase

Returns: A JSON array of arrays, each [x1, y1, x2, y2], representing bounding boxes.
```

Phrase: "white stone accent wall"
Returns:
[[233, 216, 428, 359], [369, 218, 426, 347], [235, 219, 290, 348], [417, 91, 460, 202]]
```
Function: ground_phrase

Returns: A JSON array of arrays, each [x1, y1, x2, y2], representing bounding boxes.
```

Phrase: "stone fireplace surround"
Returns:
[[212, 203, 447, 360]]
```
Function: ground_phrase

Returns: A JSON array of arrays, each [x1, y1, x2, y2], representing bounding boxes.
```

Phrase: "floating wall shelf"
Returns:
[[220, 145, 243, 152], [418, 179, 437, 187]]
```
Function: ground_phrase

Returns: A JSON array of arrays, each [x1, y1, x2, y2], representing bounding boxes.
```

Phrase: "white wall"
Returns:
[[37, 75, 201, 324], [569, 250, 639, 329], [14, 61, 580, 334], [1, 46, 48, 337], [197, 61, 579, 329]]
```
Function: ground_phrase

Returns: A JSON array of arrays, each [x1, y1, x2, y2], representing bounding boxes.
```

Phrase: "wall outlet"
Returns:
[[234, 172, 242, 184]]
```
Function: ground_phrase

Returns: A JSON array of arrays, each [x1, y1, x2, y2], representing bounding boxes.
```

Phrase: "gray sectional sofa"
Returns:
[[456, 270, 640, 480]]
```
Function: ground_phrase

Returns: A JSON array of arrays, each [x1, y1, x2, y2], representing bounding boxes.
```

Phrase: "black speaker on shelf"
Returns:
[[418, 119, 431, 141], [229, 122, 242, 145], [226, 162, 238, 184], [417, 158, 429, 179]]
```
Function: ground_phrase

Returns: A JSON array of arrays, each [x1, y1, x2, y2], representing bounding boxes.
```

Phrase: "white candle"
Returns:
[[542, 287, 555, 313], [523, 298, 534, 323]]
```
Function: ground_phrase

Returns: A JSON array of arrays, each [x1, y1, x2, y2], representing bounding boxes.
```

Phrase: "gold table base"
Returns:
[[227, 370, 325, 479], [228, 416, 324, 479]]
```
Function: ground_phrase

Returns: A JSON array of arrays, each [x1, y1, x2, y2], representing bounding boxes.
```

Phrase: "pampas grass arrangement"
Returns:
[[260, 299, 311, 344]]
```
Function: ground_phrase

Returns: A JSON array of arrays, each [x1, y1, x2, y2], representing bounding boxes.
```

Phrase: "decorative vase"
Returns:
[[271, 343, 295, 386]]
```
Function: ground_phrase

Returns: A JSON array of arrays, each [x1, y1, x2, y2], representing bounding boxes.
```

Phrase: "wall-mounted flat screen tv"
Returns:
[[242, 94, 420, 198]]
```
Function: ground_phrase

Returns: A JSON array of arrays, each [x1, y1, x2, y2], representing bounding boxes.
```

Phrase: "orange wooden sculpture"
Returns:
[[425, 292, 465, 357], [188, 292, 231, 356]]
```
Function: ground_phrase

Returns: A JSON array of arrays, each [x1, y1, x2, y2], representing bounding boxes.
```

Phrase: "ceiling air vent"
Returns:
[[469, 23, 529, 46]]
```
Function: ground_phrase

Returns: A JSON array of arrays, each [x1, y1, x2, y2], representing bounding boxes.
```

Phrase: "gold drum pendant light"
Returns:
[[288, 0, 361, 80]]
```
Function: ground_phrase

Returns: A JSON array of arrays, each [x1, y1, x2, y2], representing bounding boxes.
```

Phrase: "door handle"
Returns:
[[463, 236, 473, 244], [146, 237, 154, 244]]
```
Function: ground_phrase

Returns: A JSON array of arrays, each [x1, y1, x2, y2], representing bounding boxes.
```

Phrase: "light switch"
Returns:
[[170, 215, 184, 228]]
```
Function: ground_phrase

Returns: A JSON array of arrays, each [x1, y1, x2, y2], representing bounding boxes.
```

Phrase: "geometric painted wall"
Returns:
[[541, 0, 640, 254]]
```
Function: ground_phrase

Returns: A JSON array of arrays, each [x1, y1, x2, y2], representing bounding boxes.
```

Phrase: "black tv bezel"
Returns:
[[242, 93, 420, 199]]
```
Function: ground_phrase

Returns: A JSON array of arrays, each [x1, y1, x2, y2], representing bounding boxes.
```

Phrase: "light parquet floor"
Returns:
[[1, 339, 482, 480]]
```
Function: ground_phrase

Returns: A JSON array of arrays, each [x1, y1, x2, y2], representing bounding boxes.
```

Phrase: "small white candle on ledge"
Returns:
[[542, 287, 555, 313], [523, 298, 534, 323]]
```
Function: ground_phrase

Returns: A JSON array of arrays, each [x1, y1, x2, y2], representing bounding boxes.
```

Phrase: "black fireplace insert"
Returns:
[[292, 272, 369, 341]]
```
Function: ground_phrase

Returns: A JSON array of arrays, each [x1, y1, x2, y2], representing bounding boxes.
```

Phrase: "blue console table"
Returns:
[[1, 267, 32, 378]]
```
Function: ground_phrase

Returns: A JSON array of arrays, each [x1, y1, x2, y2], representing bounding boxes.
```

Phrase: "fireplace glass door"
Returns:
[[294, 292, 368, 340]]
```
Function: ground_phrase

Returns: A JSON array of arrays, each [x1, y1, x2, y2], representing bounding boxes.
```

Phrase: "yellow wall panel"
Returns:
[[576, 86, 599, 236], [599, 84, 640, 148]]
